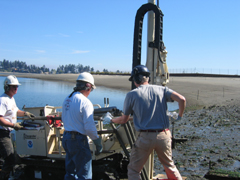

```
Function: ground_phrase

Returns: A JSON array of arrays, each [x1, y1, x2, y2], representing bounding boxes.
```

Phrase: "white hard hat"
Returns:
[[4, 75, 21, 86], [77, 72, 96, 89], [4, 75, 21, 91]]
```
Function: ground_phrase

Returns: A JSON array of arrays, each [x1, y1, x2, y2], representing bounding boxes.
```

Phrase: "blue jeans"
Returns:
[[62, 132, 92, 180]]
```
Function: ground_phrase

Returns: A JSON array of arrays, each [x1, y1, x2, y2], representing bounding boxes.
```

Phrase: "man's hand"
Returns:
[[93, 137, 103, 155], [101, 112, 113, 124], [167, 111, 182, 121], [176, 115, 182, 121], [13, 123, 23, 130], [24, 111, 35, 120]]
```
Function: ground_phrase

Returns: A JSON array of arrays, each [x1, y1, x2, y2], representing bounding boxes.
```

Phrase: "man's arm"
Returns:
[[17, 109, 25, 117], [112, 114, 130, 124], [0, 116, 14, 128], [170, 91, 186, 117]]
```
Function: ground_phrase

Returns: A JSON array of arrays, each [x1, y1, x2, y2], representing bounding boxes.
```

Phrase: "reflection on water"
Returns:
[[0, 76, 178, 111]]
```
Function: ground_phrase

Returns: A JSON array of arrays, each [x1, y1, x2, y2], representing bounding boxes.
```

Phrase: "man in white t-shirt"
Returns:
[[0, 75, 35, 179], [62, 72, 102, 180]]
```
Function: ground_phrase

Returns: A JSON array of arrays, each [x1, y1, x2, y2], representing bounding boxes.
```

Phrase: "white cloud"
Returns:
[[35, 50, 46, 53], [58, 33, 70, 37], [72, 50, 90, 54]]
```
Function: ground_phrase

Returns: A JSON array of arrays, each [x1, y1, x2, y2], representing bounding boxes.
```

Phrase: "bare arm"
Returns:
[[17, 109, 25, 117], [0, 116, 14, 128], [170, 91, 186, 117], [112, 114, 130, 124]]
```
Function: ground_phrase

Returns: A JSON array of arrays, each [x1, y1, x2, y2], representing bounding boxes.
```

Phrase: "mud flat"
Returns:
[[154, 99, 240, 180]]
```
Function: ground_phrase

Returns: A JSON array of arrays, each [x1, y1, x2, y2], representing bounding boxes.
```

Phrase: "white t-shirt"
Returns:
[[62, 92, 99, 140], [0, 93, 19, 131]]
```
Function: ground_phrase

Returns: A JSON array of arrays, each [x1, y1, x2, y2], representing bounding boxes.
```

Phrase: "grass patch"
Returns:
[[208, 169, 240, 178], [222, 123, 231, 127]]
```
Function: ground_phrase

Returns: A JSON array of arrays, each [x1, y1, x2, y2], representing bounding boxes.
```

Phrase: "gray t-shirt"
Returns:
[[123, 84, 173, 131]]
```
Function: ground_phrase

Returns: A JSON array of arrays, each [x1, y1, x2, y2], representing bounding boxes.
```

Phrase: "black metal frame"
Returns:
[[132, 3, 164, 89]]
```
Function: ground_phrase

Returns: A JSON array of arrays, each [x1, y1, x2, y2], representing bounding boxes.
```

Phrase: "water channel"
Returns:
[[0, 76, 178, 112]]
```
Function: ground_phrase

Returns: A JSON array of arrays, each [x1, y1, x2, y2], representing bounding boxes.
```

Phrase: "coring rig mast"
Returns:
[[132, 0, 169, 90]]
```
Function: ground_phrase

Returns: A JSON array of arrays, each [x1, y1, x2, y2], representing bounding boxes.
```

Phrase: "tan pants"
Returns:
[[128, 130, 182, 180]]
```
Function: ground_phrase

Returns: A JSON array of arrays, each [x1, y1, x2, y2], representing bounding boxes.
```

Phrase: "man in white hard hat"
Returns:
[[62, 72, 102, 180], [0, 75, 35, 179]]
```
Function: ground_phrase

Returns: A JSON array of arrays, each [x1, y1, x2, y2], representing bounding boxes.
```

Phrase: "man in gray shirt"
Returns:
[[111, 65, 186, 180]]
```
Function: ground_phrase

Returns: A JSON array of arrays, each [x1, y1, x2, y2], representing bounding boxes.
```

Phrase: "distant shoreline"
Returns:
[[0, 72, 131, 91], [1, 72, 240, 108]]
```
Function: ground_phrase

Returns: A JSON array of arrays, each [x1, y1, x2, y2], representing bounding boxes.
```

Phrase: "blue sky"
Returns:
[[0, 0, 239, 73]]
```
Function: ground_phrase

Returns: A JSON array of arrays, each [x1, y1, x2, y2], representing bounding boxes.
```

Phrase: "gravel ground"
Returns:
[[153, 98, 240, 180]]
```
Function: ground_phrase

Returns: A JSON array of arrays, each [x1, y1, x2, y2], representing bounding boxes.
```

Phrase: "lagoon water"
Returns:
[[0, 76, 178, 112]]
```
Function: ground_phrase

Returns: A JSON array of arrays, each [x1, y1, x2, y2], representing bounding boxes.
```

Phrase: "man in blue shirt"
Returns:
[[111, 65, 186, 180]]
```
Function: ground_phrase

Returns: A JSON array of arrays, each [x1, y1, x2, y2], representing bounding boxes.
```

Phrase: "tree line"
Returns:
[[0, 59, 49, 73], [0, 59, 126, 74]]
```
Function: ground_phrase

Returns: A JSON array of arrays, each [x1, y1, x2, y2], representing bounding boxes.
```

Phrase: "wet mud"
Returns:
[[153, 99, 240, 180]]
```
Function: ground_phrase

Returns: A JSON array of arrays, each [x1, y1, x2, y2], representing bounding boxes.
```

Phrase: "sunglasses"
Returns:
[[10, 85, 19, 89]]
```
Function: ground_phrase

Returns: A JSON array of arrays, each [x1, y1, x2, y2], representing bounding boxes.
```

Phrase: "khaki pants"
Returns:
[[128, 130, 182, 180]]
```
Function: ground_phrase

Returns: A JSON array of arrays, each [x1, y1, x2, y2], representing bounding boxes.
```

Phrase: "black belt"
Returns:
[[140, 129, 169, 132], [0, 129, 9, 132], [64, 131, 84, 136]]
